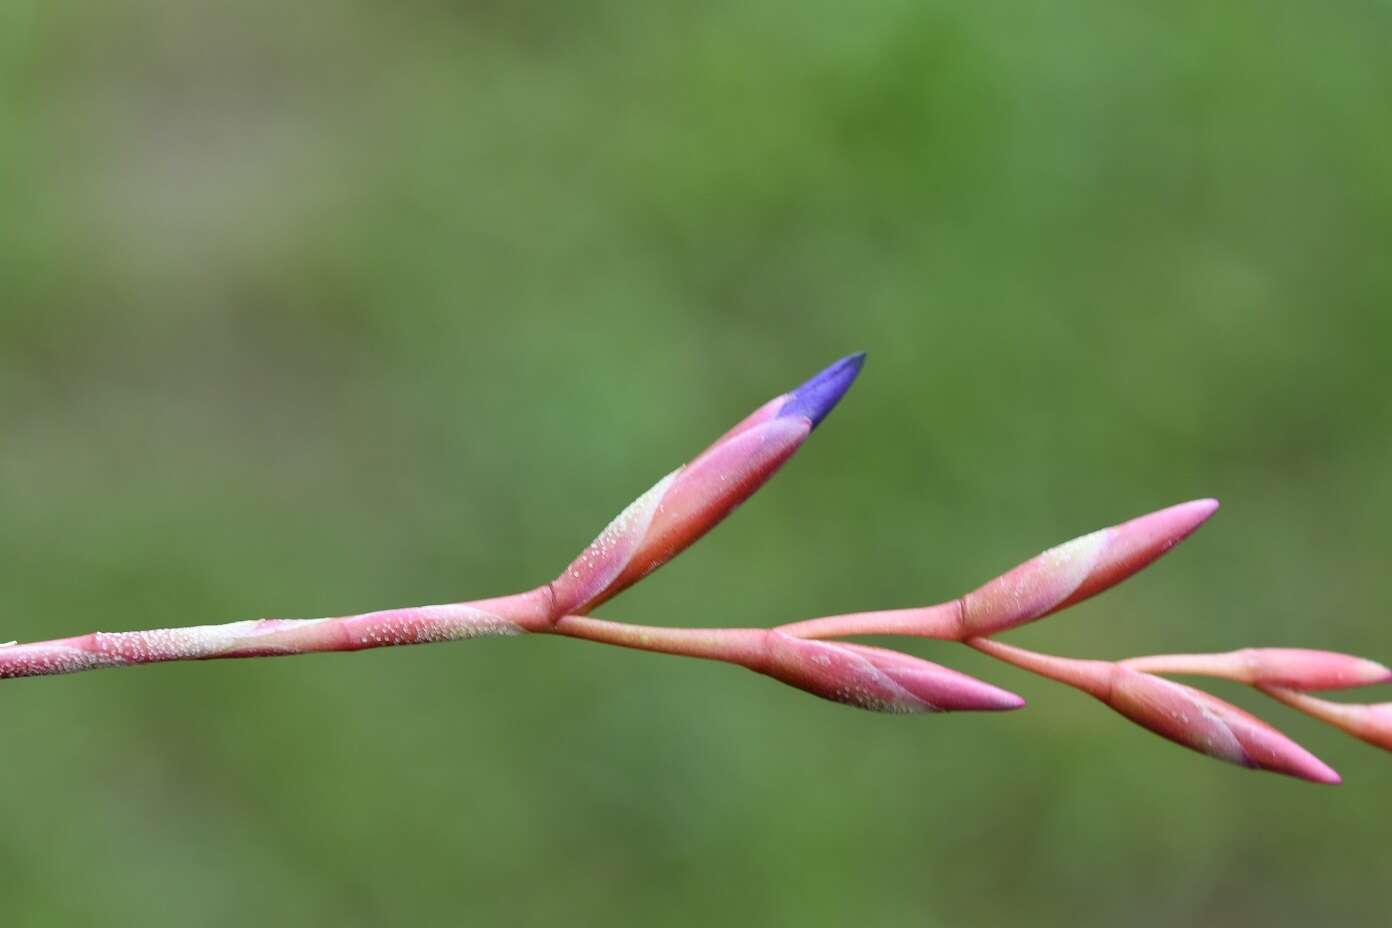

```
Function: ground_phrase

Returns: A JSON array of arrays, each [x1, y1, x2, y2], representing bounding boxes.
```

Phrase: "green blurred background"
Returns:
[[3, 1, 1390, 924]]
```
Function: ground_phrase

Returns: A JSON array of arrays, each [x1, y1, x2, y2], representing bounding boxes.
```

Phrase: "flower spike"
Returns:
[[3, 350, 1388, 787]]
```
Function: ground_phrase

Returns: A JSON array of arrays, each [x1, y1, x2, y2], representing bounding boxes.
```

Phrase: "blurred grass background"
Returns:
[[3, 1, 1390, 924]]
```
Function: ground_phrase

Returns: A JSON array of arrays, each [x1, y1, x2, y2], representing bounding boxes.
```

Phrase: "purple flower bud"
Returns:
[[776, 352, 866, 429]]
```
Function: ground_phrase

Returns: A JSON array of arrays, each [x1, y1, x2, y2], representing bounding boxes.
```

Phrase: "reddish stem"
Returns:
[[551, 615, 769, 670], [965, 637, 1115, 698], [776, 602, 964, 640]]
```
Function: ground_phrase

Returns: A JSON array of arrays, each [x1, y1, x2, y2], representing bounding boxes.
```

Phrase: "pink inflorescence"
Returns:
[[2, 352, 1387, 785]]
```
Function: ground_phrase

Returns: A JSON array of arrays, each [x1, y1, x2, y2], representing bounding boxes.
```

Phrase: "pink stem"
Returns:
[[776, 602, 963, 640], [0, 592, 783, 682], [1122, 648, 1390, 691], [964, 637, 1114, 698], [1120, 652, 1248, 679], [1258, 686, 1392, 753], [1260, 686, 1365, 727], [551, 615, 768, 669]]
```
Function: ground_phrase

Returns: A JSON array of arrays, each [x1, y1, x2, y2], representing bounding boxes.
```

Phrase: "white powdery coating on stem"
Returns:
[[0, 607, 525, 679], [95, 621, 268, 660], [343, 604, 524, 648], [1, 621, 270, 677], [0, 644, 110, 677]]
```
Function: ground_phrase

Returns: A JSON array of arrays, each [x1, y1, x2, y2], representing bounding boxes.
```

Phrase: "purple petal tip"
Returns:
[[777, 352, 866, 429]]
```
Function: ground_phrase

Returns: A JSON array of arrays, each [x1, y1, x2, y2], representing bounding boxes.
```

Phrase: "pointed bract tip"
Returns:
[[777, 352, 866, 429], [990, 691, 1028, 711], [1309, 764, 1343, 786], [844, 644, 1027, 712], [761, 633, 1021, 714], [1120, 498, 1220, 547], [1183, 497, 1220, 522]]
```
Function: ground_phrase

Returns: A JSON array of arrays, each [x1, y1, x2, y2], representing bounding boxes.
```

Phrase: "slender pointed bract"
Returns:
[[549, 354, 865, 615], [968, 638, 1340, 784], [1110, 671, 1341, 784], [1122, 648, 1392, 691], [958, 499, 1220, 638], [759, 632, 1023, 714]]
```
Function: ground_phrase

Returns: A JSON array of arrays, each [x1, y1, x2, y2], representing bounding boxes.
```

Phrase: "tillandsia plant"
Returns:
[[3, 354, 1388, 783]]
